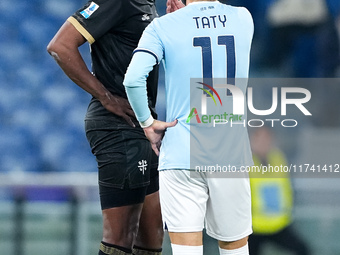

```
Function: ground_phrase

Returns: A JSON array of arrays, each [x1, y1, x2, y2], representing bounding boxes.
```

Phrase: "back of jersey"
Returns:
[[138, 1, 254, 170]]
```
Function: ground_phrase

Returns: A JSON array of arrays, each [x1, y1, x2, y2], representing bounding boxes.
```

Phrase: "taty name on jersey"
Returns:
[[193, 15, 227, 29]]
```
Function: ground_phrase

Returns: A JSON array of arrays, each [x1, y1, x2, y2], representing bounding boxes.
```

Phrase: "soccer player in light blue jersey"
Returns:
[[124, 1, 254, 254]]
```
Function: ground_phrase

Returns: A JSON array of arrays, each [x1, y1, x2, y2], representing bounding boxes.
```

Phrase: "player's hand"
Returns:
[[100, 92, 136, 127], [143, 119, 178, 156], [166, 0, 185, 14]]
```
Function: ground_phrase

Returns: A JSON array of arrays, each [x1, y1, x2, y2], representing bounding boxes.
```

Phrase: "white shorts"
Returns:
[[159, 170, 252, 241]]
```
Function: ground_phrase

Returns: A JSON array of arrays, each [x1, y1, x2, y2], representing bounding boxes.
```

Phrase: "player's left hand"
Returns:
[[166, 0, 185, 14], [143, 119, 178, 156]]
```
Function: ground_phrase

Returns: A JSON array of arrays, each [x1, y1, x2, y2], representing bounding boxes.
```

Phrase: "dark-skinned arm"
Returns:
[[47, 21, 135, 127]]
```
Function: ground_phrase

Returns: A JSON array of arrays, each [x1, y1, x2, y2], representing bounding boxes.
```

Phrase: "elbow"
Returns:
[[47, 34, 68, 62], [123, 75, 136, 89], [123, 70, 141, 89], [46, 38, 57, 55], [46, 39, 61, 61]]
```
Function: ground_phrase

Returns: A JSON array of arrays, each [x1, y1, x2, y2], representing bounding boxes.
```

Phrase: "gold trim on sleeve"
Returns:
[[67, 16, 95, 44]]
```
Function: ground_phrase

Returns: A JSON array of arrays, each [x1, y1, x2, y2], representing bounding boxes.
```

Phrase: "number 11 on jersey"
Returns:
[[193, 35, 236, 96]]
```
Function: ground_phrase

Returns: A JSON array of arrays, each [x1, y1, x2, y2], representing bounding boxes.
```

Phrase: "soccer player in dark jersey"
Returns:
[[47, 1, 163, 255]]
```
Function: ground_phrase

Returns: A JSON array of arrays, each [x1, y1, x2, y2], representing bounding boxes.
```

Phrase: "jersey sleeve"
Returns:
[[67, 0, 125, 44], [124, 52, 158, 123], [134, 20, 164, 64]]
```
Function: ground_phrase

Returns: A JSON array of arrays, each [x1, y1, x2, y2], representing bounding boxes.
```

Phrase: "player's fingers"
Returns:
[[166, 0, 173, 13], [151, 143, 160, 156], [168, 0, 173, 13], [126, 108, 136, 118], [164, 119, 178, 128], [174, 0, 185, 10], [122, 115, 135, 128], [171, 0, 177, 11], [166, 6, 172, 14], [121, 99, 132, 109], [156, 140, 162, 151]]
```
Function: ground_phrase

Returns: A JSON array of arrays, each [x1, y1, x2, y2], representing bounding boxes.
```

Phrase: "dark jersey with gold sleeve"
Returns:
[[68, 0, 158, 121]]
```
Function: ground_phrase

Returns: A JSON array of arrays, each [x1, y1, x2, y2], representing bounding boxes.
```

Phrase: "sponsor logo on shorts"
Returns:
[[80, 2, 99, 19], [138, 160, 148, 175]]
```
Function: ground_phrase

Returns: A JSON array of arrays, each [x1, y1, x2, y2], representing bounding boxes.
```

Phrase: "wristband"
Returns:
[[139, 115, 154, 128]]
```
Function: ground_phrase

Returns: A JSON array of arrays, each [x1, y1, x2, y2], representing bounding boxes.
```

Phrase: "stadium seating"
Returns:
[[0, 0, 97, 173], [0, 0, 172, 175], [0, 0, 168, 174]]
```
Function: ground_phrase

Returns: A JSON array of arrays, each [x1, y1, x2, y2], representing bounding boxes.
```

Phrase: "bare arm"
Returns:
[[47, 21, 135, 127]]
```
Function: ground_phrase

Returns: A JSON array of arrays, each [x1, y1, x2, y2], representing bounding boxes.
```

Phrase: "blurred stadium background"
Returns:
[[0, 0, 340, 254]]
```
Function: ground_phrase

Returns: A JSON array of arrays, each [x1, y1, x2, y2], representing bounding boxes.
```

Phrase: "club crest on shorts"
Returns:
[[142, 14, 150, 21], [138, 160, 148, 174]]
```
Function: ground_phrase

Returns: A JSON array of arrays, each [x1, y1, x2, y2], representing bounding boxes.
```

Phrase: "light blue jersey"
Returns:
[[124, 1, 254, 171]]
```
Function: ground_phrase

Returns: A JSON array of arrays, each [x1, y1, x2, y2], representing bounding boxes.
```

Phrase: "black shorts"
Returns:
[[99, 174, 159, 209], [85, 119, 159, 209]]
